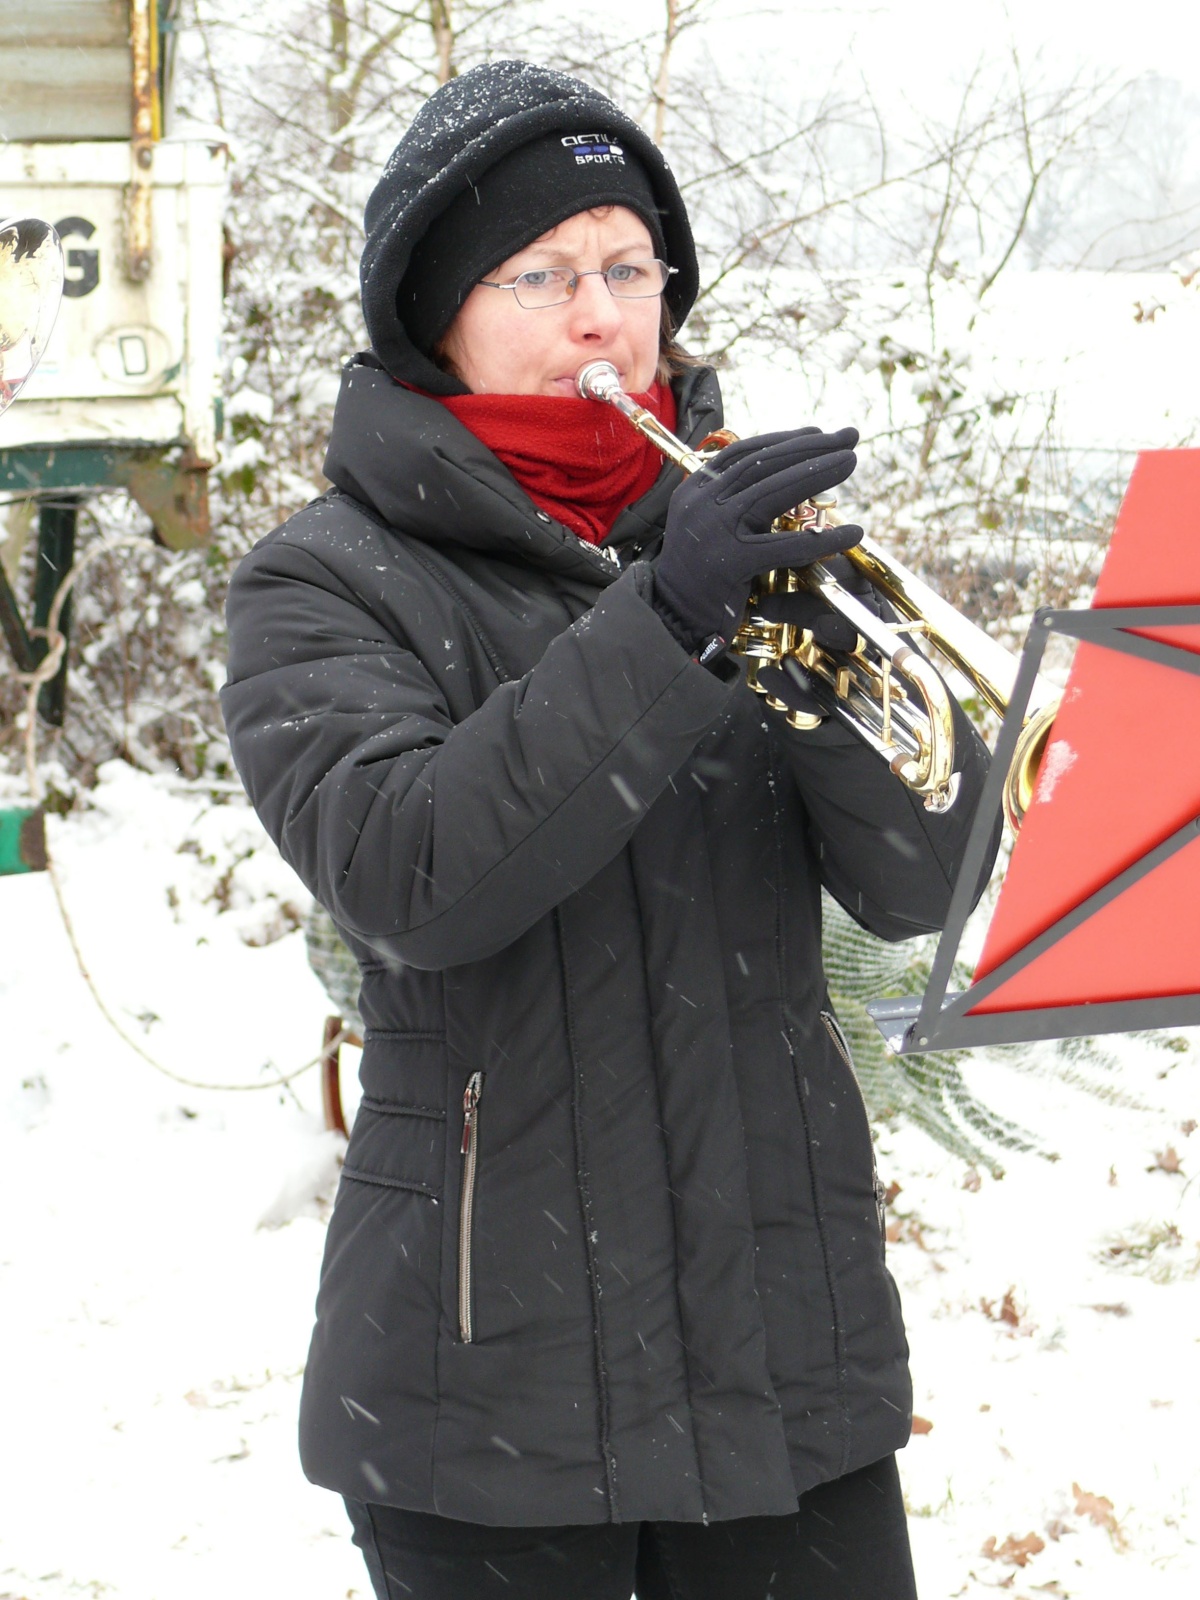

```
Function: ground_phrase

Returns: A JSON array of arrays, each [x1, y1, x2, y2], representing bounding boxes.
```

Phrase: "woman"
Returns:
[[222, 60, 994, 1600]]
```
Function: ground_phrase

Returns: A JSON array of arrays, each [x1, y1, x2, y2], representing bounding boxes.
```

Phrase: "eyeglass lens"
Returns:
[[512, 261, 669, 309]]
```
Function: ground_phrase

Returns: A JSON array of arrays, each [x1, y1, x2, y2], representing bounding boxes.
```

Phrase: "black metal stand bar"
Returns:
[[907, 608, 1054, 1050], [871, 990, 1200, 1053]]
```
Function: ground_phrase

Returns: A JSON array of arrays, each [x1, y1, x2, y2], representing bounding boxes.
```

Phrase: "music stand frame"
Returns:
[[867, 603, 1200, 1055]]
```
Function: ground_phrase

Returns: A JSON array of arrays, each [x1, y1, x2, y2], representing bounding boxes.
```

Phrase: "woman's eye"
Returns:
[[607, 262, 641, 284], [518, 270, 553, 288]]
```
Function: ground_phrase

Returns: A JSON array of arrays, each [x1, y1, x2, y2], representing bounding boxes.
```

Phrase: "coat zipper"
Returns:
[[820, 1010, 888, 1242], [458, 1071, 484, 1343]]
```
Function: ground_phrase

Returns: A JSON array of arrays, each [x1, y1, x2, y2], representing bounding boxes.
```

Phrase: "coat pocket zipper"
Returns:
[[458, 1071, 484, 1343], [820, 1010, 887, 1243]]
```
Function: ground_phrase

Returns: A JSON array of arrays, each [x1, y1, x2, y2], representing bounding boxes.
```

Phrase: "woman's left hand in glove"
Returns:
[[752, 555, 897, 720], [751, 553, 894, 650]]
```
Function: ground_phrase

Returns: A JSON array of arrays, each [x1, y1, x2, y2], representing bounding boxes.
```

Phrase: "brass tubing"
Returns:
[[577, 360, 1059, 826]]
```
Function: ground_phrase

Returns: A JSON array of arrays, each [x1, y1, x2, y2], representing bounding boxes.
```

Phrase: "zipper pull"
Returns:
[[461, 1071, 484, 1156]]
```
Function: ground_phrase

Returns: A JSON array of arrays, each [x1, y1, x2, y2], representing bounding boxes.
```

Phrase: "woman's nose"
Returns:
[[566, 272, 624, 338]]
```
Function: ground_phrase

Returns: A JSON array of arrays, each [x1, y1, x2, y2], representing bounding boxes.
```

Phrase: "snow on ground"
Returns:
[[881, 1049, 1200, 1598], [2, 763, 1198, 1598]]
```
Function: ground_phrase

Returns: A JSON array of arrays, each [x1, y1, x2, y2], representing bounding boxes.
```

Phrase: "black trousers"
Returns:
[[344, 1454, 917, 1600]]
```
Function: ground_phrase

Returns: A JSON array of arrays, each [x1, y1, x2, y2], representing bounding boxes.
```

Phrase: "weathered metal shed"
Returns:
[[1, 0, 224, 732], [0, 1, 177, 144]]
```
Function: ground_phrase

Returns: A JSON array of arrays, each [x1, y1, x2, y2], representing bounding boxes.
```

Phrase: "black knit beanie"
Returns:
[[401, 131, 668, 364], [360, 61, 699, 395]]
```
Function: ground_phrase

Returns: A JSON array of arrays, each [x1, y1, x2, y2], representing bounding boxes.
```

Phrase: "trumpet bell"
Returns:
[[1004, 698, 1060, 834]]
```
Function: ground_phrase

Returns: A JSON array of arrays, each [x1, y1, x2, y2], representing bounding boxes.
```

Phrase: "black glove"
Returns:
[[754, 555, 899, 721], [753, 553, 895, 653], [755, 657, 827, 720], [651, 427, 863, 658]]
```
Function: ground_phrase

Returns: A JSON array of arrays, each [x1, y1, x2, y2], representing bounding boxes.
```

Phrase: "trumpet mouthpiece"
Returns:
[[576, 360, 622, 402]]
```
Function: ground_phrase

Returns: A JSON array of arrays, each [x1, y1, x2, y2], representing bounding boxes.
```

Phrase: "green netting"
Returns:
[[819, 891, 1039, 1176], [304, 902, 363, 1031]]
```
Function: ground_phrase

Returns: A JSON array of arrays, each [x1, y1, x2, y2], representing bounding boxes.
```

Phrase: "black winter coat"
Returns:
[[221, 356, 993, 1527]]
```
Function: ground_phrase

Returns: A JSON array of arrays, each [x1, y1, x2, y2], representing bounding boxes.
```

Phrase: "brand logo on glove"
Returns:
[[561, 132, 626, 165]]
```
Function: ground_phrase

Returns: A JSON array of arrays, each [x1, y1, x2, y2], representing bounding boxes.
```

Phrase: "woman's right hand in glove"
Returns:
[[650, 426, 863, 658]]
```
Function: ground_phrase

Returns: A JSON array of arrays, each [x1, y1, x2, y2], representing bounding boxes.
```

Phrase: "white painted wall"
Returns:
[[1, 138, 228, 462]]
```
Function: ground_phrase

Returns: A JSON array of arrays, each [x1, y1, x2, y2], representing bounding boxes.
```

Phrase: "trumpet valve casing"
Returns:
[[739, 569, 797, 670]]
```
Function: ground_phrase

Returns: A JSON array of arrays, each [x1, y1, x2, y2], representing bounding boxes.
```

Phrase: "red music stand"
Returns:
[[870, 449, 1200, 1053]]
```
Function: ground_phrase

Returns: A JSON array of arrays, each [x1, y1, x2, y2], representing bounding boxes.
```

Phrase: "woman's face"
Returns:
[[439, 207, 663, 397]]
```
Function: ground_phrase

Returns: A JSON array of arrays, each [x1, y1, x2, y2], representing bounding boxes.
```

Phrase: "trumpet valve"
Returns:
[[739, 570, 796, 663], [735, 622, 784, 663], [745, 658, 770, 697], [808, 495, 837, 531]]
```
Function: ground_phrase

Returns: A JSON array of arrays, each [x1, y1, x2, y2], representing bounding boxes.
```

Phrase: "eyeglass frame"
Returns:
[[477, 259, 678, 310]]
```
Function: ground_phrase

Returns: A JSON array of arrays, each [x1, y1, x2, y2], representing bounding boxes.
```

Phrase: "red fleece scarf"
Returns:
[[437, 381, 677, 545]]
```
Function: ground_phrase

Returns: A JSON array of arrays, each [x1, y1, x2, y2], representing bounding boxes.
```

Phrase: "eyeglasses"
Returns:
[[478, 259, 677, 310]]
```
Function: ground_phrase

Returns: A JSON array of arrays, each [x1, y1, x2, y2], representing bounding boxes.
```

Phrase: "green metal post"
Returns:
[[0, 807, 47, 876], [32, 497, 79, 726], [0, 559, 36, 673]]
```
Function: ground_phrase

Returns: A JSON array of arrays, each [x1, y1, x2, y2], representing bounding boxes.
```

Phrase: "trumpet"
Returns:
[[576, 360, 1058, 831]]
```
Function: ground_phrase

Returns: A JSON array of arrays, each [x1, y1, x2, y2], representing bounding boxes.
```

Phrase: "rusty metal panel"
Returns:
[[0, 3, 133, 141], [127, 0, 155, 278]]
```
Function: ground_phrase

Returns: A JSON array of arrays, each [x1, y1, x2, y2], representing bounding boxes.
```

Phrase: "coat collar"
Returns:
[[322, 352, 723, 577]]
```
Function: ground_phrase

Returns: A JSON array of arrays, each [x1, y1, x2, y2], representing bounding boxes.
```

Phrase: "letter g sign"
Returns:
[[54, 216, 100, 298]]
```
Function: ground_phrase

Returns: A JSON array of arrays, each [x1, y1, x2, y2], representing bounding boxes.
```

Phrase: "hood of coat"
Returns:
[[321, 353, 724, 576], [361, 59, 699, 394]]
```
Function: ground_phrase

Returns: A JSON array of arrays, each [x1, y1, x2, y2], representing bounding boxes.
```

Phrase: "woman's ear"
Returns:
[[433, 328, 466, 385]]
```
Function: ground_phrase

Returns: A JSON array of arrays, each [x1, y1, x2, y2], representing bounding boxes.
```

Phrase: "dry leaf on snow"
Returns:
[[1147, 1146, 1183, 1175], [886, 1211, 935, 1250], [981, 1532, 1046, 1566], [1072, 1483, 1115, 1525], [1072, 1482, 1129, 1550], [981, 1286, 1025, 1328]]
